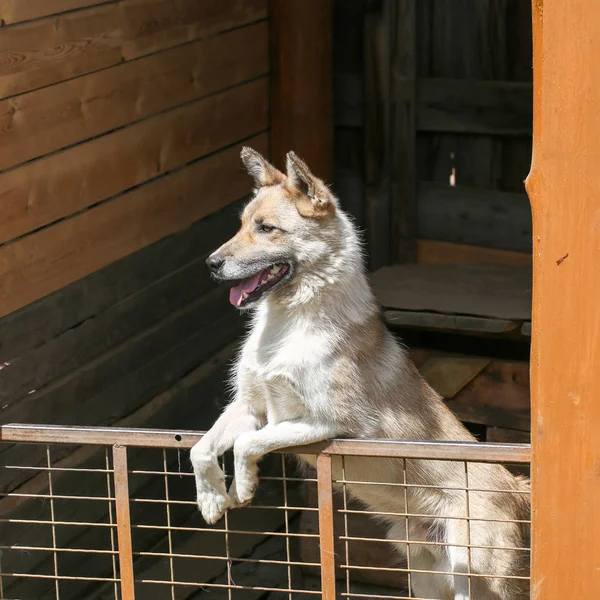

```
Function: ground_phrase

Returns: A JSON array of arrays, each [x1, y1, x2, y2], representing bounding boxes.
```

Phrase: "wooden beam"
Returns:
[[527, 0, 600, 597], [390, 0, 417, 263], [270, 0, 333, 179], [417, 78, 533, 136], [417, 181, 532, 253]]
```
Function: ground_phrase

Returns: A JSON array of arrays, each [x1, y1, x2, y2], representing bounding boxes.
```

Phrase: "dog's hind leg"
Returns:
[[445, 517, 471, 600]]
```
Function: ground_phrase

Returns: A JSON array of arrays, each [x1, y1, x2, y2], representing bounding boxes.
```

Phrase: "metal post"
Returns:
[[112, 444, 136, 600], [316, 453, 336, 600]]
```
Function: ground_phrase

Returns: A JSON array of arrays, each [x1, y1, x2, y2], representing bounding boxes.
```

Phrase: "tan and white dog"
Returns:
[[190, 147, 530, 599]]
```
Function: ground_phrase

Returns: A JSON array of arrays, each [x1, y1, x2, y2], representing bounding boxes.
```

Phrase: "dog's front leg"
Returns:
[[190, 400, 261, 524], [230, 419, 339, 506]]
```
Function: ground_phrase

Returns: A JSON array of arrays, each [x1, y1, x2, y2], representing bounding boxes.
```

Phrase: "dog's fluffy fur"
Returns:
[[191, 148, 530, 599]]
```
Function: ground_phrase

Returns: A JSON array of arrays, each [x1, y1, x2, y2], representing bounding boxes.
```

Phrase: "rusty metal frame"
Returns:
[[0, 424, 531, 600]]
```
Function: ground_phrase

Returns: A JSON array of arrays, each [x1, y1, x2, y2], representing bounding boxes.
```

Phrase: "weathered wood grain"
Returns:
[[0, 77, 268, 245], [363, 0, 392, 268], [0, 22, 268, 171], [0, 0, 267, 98], [416, 239, 532, 266], [417, 78, 532, 136], [0, 4, 124, 99], [0, 0, 108, 25], [270, 0, 333, 178], [0, 134, 266, 318], [0, 260, 224, 411], [390, 0, 417, 263], [0, 199, 242, 363], [444, 360, 530, 431], [417, 181, 533, 253], [371, 263, 532, 322], [121, 0, 267, 60]]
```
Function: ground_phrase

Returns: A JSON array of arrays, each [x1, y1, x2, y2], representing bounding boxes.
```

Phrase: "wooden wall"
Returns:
[[0, 2, 269, 596], [333, 0, 533, 268]]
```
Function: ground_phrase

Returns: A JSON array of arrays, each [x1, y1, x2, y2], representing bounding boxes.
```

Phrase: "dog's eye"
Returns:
[[259, 224, 275, 233]]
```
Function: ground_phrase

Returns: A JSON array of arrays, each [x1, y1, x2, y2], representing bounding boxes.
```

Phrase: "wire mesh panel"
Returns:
[[332, 455, 530, 600], [0, 425, 531, 600]]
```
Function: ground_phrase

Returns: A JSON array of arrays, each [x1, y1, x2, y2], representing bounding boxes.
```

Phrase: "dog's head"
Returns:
[[207, 147, 344, 309]]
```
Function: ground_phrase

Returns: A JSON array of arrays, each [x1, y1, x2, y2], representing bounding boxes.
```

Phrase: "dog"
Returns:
[[190, 147, 530, 599]]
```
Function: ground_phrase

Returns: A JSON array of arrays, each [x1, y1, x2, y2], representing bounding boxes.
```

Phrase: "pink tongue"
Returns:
[[229, 270, 266, 307]]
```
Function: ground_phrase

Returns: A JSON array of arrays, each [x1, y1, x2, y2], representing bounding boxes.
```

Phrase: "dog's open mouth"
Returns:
[[229, 263, 290, 307]]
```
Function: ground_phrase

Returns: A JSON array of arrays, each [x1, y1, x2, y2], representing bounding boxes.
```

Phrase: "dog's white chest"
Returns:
[[241, 310, 334, 420]]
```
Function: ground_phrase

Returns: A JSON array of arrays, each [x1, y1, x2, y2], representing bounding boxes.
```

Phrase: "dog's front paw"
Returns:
[[229, 472, 258, 507], [197, 486, 232, 525]]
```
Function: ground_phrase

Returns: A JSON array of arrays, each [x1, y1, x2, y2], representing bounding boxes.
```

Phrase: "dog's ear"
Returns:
[[286, 151, 336, 218], [240, 147, 284, 187]]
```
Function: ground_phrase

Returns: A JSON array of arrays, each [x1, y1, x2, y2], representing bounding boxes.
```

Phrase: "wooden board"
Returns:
[[417, 239, 532, 267], [120, 0, 267, 60], [270, 0, 333, 178], [0, 77, 268, 245], [444, 360, 531, 431], [0, 0, 106, 25], [527, 1, 600, 596], [0, 133, 267, 318], [417, 78, 532, 136], [371, 263, 532, 321], [0, 0, 267, 98], [0, 199, 242, 363], [390, 0, 417, 263], [0, 22, 268, 171], [418, 181, 532, 253]]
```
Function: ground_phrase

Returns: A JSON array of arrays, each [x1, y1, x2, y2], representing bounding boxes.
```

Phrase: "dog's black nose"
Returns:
[[206, 254, 224, 273]]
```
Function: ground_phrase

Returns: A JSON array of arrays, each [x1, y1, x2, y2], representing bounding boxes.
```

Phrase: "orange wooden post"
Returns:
[[526, 1, 600, 597], [270, 0, 333, 180]]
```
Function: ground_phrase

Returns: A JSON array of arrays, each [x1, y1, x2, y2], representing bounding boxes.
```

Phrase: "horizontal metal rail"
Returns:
[[0, 423, 531, 462]]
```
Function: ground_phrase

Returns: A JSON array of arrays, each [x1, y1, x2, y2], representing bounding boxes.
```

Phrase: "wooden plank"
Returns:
[[0, 0, 107, 25], [416, 1, 507, 192], [487, 427, 530, 444], [0, 4, 123, 99], [0, 199, 242, 363], [418, 181, 533, 253], [417, 239, 532, 267], [418, 355, 490, 399], [0, 256, 225, 410], [0, 133, 267, 318], [527, 1, 600, 596], [384, 309, 521, 335], [363, 0, 392, 269], [0, 77, 268, 245], [417, 78, 533, 135], [0, 22, 268, 171], [390, 0, 417, 263], [270, 0, 333, 179], [371, 263, 532, 322], [120, 0, 268, 60], [444, 360, 530, 431], [0, 0, 268, 98]]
